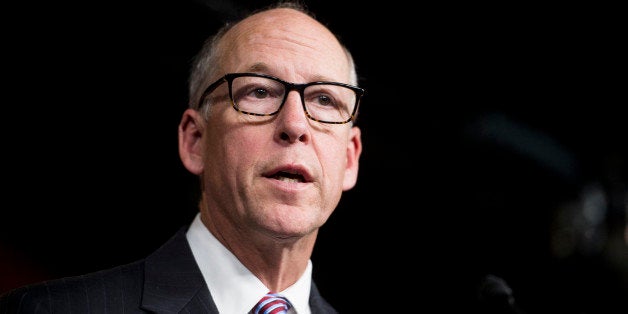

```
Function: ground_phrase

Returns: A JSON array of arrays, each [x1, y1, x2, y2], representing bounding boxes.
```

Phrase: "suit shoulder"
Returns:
[[0, 260, 145, 313]]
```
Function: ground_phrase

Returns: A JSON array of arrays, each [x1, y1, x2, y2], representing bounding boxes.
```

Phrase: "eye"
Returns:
[[305, 85, 344, 109], [252, 87, 269, 99], [315, 94, 335, 107], [235, 83, 282, 103]]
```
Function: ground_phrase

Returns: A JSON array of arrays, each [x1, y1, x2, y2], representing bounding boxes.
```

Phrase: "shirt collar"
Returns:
[[186, 213, 312, 314]]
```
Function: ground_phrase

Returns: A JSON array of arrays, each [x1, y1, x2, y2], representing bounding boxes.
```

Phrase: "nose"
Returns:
[[276, 90, 309, 143]]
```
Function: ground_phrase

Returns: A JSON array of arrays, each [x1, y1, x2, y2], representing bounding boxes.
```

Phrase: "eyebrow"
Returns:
[[245, 62, 338, 83], [247, 63, 269, 73]]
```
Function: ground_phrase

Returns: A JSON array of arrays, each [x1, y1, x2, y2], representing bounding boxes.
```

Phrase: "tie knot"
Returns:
[[251, 292, 292, 314]]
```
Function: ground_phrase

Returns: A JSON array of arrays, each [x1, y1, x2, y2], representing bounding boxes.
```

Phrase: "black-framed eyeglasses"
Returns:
[[197, 72, 365, 124]]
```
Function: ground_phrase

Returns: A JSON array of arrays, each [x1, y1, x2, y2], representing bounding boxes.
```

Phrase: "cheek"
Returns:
[[217, 127, 267, 169], [319, 137, 349, 178], [228, 127, 267, 152]]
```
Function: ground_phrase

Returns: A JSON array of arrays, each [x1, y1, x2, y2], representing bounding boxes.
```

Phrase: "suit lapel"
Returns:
[[140, 226, 219, 313], [138, 226, 337, 313], [309, 282, 339, 314]]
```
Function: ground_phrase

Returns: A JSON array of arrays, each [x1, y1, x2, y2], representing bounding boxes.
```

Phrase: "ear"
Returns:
[[178, 109, 205, 175], [342, 126, 362, 191]]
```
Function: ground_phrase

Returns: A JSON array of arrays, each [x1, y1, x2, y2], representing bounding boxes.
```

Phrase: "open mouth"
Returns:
[[269, 171, 306, 183]]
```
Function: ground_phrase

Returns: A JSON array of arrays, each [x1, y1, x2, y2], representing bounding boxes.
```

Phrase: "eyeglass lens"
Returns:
[[230, 76, 356, 123]]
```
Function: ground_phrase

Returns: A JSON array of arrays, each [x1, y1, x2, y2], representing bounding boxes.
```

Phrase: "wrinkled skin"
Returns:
[[178, 8, 362, 292]]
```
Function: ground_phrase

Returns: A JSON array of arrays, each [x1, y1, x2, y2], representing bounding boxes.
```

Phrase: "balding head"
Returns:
[[188, 5, 357, 109]]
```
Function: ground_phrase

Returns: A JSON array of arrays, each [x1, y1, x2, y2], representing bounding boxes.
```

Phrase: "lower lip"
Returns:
[[264, 177, 310, 192]]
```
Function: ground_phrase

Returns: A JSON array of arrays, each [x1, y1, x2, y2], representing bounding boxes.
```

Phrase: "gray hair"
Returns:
[[186, 1, 358, 115]]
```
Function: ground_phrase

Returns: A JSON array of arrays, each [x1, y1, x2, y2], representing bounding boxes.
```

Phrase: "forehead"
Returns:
[[218, 8, 351, 82]]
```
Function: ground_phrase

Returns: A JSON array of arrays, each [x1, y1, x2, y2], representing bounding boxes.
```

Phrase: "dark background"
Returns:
[[2, 0, 626, 312]]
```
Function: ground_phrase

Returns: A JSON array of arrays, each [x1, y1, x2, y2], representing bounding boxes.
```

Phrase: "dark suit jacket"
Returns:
[[0, 226, 338, 313]]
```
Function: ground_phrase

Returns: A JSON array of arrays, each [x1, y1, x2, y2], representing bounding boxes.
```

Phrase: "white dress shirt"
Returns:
[[186, 213, 312, 313]]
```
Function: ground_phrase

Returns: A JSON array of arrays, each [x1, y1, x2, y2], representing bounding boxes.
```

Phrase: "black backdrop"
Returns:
[[2, 0, 627, 312]]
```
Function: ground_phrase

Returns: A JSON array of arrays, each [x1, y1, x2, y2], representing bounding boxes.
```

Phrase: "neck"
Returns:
[[200, 208, 318, 292]]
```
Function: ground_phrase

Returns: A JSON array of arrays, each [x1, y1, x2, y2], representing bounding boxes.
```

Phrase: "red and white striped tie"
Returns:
[[251, 292, 292, 314]]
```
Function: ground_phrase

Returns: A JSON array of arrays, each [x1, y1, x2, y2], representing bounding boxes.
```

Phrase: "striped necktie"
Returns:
[[251, 292, 292, 314]]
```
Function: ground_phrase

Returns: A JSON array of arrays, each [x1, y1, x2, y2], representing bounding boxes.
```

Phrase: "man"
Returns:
[[0, 1, 364, 313]]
